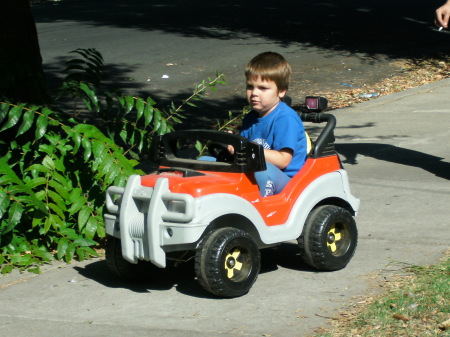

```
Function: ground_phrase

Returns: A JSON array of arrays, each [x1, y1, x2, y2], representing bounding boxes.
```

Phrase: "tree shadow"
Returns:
[[42, 53, 247, 128], [32, 0, 450, 60], [336, 143, 450, 180]]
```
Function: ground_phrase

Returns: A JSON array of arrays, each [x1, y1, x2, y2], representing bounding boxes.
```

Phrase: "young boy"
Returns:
[[239, 52, 307, 197]]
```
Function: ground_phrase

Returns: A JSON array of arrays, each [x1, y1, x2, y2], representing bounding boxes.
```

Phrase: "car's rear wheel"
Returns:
[[298, 205, 357, 271], [195, 227, 260, 297]]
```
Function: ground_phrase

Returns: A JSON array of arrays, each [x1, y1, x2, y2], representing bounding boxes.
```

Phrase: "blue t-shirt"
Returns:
[[240, 102, 307, 177]]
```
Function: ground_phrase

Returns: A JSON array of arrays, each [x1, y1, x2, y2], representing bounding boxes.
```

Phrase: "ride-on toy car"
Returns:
[[104, 108, 360, 298]]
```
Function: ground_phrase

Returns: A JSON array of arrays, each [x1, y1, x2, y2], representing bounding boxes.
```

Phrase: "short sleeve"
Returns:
[[272, 113, 305, 151]]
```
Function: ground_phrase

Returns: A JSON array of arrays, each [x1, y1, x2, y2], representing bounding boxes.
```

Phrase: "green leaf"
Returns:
[[0, 158, 23, 185], [144, 99, 154, 128], [32, 246, 53, 261], [54, 156, 67, 172], [0, 104, 24, 133], [51, 172, 70, 187], [96, 223, 106, 238], [26, 163, 50, 174], [70, 129, 82, 154], [7, 202, 24, 228], [83, 217, 97, 240], [81, 137, 92, 161], [124, 96, 134, 115], [195, 141, 203, 154], [28, 267, 41, 274], [0, 102, 10, 123], [92, 139, 106, 159], [48, 190, 67, 212], [157, 119, 167, 135], [0, 192, 10, 219], [37, 144, 54, 156], [80, 246, 99, 258], [97, 155, 114, 178], [15, 196, 48, 214], [57, 238, 69, 260], [35, 114, 48, 140], [42, 217, 52, 234], [16, 108, 36, 137], [76, 247, 85, 261], [49, 213, 63, 231], [153, 108, 161, 131], [58, 228, 78, 241], [79, 82, 99, 112], [119, 129, 128, 145], [68, 191, 86, 214], [78, 205, 91, 231], [65, 243, 76, 263], [42, 155, 56, 170], [104, 166, 120, 186], [47, 202, 66, 220], [135, 98, 145, 120], [48, 180, 71, 201], [73, 237, 97, 247]]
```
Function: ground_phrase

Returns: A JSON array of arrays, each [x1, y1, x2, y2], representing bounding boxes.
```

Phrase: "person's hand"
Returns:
[[227, 144, 234, 155], [435, 1, 450, 28], [226, 130, 235, 155]]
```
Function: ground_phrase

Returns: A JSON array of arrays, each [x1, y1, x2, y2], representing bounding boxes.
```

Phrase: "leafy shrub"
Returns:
[[0, 48, 226, 274]]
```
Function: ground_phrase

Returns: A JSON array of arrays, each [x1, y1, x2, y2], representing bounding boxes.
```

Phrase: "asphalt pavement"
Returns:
[[0, 79, 449, 337], [31, 0, 449, 128]]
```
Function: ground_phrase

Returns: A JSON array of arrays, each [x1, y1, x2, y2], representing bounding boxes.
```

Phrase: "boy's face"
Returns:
[[246, 76, 286, 117]]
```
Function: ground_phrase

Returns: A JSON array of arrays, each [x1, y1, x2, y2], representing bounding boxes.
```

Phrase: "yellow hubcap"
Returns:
[[225, 248, 243, 279], [327, 225, 342, 253]]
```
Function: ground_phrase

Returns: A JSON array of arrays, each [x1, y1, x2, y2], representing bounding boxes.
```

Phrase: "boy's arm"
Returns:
[[264, 148, 293, 170]]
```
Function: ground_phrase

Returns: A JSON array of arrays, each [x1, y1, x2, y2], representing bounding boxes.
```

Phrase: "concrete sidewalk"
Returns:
[[1, 80, 449, 337]]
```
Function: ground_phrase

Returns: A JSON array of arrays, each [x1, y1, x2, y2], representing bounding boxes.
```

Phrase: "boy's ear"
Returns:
[[278, 90, 287, 99]]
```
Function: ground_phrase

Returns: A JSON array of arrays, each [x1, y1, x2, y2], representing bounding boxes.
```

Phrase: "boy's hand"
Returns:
[[226, 130, 235, 155], [227, 144, 235, 155]]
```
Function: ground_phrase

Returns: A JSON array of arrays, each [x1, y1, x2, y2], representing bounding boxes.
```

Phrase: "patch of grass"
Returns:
[[315, 251, 450, 337]]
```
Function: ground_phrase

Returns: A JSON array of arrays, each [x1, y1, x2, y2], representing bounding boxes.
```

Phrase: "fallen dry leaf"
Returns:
[[438, 318, 450, 331], [393, 313, 410, 322]]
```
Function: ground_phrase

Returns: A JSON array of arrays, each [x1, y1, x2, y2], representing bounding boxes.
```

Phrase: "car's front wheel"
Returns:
[[105, 235, 155, 281], [195, 227, 260, 297]]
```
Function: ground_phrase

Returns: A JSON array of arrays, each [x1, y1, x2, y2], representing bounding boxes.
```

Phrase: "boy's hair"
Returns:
[[245, 52, 291, 92]]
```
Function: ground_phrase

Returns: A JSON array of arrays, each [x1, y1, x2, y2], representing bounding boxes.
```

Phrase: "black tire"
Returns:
[[298, 205, 357, 271], [195, 228, 261, 298], [105, 235, 153, 281]]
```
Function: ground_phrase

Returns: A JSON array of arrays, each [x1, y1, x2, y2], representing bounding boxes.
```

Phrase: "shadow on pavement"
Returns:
[[336, 143, 450, 180], [73, 243, 314, 298], [32, 0, 450, 59]]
